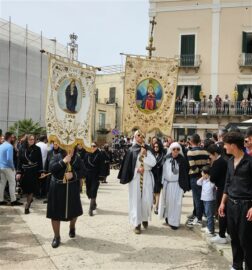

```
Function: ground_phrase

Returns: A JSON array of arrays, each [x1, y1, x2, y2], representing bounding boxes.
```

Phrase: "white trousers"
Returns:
[[0, 168, 16, 202]]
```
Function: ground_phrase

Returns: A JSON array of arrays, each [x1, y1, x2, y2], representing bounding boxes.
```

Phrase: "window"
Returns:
[[176, 85, 201, 101], [180, 34, 195, 66], [99, 112, 106, 129], [237, 85, 252, 101], [242, 32, 252, 65], [95, 89, 99, 103], [242, 32, 252, 53], [109, 87, 116, 103]]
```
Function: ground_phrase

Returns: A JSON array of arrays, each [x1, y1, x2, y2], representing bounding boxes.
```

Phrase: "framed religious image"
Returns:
[[57, 78, 82, 114], [136, 78, 163, 113]]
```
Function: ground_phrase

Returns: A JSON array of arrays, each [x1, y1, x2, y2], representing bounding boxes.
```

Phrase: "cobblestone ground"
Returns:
[[0, 170, 230, 270]]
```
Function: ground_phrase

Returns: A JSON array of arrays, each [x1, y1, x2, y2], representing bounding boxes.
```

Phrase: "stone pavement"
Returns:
[[0, 170, 231, 270]]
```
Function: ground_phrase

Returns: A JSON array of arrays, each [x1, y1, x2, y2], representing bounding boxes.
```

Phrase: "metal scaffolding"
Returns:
[[0, 17, 68, 132]]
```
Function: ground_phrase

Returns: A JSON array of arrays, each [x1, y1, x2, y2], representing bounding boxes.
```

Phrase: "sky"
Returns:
[[0, 0, 150, 67]]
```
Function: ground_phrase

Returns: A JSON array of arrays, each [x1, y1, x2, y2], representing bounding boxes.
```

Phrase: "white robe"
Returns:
[[128, 150, 156, 227], [159, 157, 184, 227]]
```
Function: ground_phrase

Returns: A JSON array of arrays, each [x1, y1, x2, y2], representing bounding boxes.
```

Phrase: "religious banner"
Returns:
[[45, 55, 96, 151], [123, 56, 179, 135]]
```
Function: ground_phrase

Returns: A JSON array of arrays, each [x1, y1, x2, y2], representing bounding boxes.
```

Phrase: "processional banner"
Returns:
[[45, 55, 96, 151], [123, 56, 179, 135]]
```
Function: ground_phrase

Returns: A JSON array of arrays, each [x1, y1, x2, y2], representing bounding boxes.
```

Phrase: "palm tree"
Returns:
[[8, 119, 46, 137]]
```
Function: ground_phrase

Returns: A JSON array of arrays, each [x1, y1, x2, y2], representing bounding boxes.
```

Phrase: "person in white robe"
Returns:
[[159, 142, 190, 229], [119, 130, 156, 234]]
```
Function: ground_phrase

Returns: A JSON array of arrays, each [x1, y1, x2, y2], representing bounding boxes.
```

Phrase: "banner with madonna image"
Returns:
[[45, 55, 96, 151], [123, 56, 179, 135]]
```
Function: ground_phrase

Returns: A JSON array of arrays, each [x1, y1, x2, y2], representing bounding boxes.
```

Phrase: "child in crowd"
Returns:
[[197, 165, 215, 235]]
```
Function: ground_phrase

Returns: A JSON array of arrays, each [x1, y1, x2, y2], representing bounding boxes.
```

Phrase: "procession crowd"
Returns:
[[1, 127, 252, 270]]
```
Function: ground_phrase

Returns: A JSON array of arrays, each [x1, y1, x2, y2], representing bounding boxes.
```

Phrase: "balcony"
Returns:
[[174, 100, 252, 116], [98, 98, 118, 104], [176, 55, 201, 72], [96, 124, 112, 134], [239, 53, 252, 70]]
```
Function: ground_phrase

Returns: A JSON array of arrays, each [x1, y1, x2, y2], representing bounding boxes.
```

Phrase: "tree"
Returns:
[[8, 119, 46, 137]]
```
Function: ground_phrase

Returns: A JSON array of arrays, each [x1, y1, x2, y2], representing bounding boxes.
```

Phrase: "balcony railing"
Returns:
[[176, 54, 201, 68], [239, 53, 252, 67], [175, 100, 252, 116]]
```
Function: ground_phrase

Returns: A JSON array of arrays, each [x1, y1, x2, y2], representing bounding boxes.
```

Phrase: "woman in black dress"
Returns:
[[83, 142, 101, 216], [76, 143, 87, 192], [46, 148, 83, 248], [152, 140, 165, 214], [16, 134, 43, 214], [99, 144, 112, 183]]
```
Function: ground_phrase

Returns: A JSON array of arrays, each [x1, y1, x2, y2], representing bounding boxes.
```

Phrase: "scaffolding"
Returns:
[[0, 17, 68, 132]]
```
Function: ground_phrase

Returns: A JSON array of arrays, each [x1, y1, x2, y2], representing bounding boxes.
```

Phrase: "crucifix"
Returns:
[[146, 17, 157, 59]]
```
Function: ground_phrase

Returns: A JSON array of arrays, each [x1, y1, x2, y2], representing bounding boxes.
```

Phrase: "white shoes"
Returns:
[[210, 234, 228, 244], [200, 227, 214, 236], [187, 217, 202, 226]]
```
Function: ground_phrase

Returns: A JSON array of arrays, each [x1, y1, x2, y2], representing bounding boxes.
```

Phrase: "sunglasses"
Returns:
[[172, 148, 180, 151], [91, 145, 97, 148]]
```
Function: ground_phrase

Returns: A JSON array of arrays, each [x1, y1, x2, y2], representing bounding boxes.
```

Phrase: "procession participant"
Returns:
[[0, 132, 22, 206], [99, 144, 112, 184], [207, 144, 228, 244], [151, 140, 165, 214], [219, 132, 252, 270], [118, 130, 156, 234], [43, 141, 64, 204], [187, 134, 209, 226], [16, 134, 43, 214], [75, 143, 87, 192], [46, 148, 83, 248], [83, 142, 101, 216], [36, 135, 48, 198], [159, 142, 189, 229]]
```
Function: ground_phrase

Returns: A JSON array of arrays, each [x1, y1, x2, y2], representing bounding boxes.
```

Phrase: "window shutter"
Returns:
[[194, 85, 201, 101], [237, 85, 245, 101], [242, 32, 247, 53]]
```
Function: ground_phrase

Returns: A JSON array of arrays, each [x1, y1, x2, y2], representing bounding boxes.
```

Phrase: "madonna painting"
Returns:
[[136, 78, 163, 113], [57, 78, 82, 114]]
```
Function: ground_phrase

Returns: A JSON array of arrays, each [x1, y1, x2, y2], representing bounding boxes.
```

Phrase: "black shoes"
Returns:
[[142, 221, 148, 229], [170, 225, 179, 230], [88, 208, 93, 216], [11, 200, 23, 206], [24, 208, 30, 214], [0, 201, 8, 206], [69, 228, 75, 238], [93, 202, 97, 210], [134, 224, 141, 234], [51, 236, 61, 248]]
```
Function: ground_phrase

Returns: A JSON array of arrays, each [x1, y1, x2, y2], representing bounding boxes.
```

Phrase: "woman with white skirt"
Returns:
[[159, 142, 190, 229]]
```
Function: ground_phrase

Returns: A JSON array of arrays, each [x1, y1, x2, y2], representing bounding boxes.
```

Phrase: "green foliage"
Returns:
[[8, 119, 46, 137]]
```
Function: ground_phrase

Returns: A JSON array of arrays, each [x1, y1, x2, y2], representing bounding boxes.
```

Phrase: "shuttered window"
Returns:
[[109, 87, 116, 103], [180, 35, 195, 66]]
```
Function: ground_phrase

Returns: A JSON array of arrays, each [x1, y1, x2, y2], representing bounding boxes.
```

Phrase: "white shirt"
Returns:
[[197, 177, 215, 201], [36, 142, 48, 169]]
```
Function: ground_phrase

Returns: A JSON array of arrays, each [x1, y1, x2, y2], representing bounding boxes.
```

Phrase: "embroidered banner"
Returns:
[[123, 56, 179, 135], [45, 55, 96, 151]]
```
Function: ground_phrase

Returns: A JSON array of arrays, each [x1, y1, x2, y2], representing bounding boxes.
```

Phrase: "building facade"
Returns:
[[150, 0, 252, 139], [94, 69, 124, 142]]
